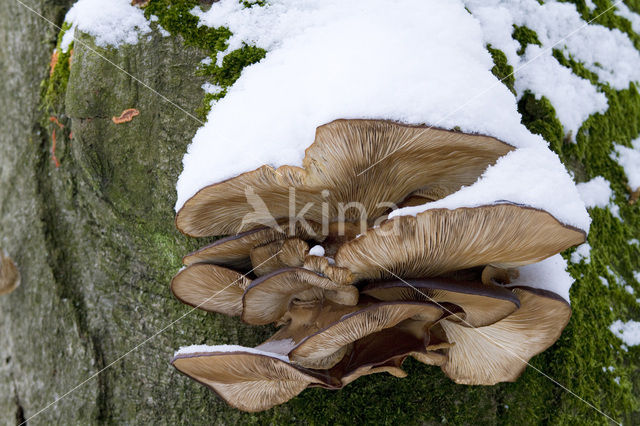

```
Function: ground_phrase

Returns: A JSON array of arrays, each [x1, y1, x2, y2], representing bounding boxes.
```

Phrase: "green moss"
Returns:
[[487, 44, 516, 95], [144, 0, 266, 117], [42, 22, 73, 114], [518, 91, 566, 149], [512, 25, 542, 55]]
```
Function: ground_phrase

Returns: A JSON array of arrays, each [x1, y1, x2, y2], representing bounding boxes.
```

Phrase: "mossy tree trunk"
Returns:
[[1, 2, 639, 425]]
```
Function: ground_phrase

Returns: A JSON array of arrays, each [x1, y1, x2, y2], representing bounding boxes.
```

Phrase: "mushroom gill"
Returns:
[[171, 264, 251, 316], [176, 119, 514, 237], [242, 267, 359, 325], [335, 203, 585, 282], [439, 286, 571, 385], [171, 350, 339, 412]]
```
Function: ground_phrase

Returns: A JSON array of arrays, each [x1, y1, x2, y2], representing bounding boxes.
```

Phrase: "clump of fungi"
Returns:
[[171, 119, 585, 412]]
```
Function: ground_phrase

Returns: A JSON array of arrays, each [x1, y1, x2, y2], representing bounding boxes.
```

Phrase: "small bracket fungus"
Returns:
[[0, 251, 20, 296], [112, 108, 140, 124]]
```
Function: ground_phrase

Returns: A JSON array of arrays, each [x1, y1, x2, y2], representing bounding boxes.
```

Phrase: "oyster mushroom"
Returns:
[[176, 119, 514, 237], [182, 221, 321, 269], [171, 347, 339, 412], [249, 238, 309, 276], [439, 286, 571, 385], [0, 251, 20, 296], [242, 267, 358, 325], [335, 203, 585, 282], [171, 264, 251, 316], [361, 277, 520, 327]]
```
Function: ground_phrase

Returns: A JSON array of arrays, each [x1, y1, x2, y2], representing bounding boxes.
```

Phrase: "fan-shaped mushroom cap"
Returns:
[[439, 286, 571, 385], [250, 238, 309, 276], [336, 204, 586, 282], [182, 222, 321, 268], [361, 277, 520, 327], [171, 348, 338, 412], [242, 268, 359, 325], [176, 119, 514, 237], [303, 255, 354, 285], [171, 264, 251, 316], [0, 251, 20, 296], [289, 301, 446, 369]]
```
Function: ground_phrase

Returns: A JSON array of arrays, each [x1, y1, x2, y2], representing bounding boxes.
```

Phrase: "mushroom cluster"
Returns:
[[171, 119, 585, 412]]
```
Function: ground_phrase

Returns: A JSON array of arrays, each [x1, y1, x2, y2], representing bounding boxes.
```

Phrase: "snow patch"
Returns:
[[507, 255, 574, 303], [576, 176, 613, 208], [611, 138, 640, 191], [308, 245, 325, 257], [174, 344, 289, 361], [570, 242, 591, 264], [62, 0, 151, 52], [610, 320, 640, 347], [615, 2, 640, 34], [389, 148, 590, 231]]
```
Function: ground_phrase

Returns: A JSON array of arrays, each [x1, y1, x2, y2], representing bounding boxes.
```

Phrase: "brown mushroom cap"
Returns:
[[303, 255, 354, 285], [176, 119, 514, 237], [182, 222, 321, 268], [439, 286, 571, 385], [361, 277, 520, 327], [0, 251, 20, 296], [171, 264, 251, 316], [171, 349, 339, 412], [242, 267, 359, 325], [336, 204, 586, 282], [250, 238, 309, 276], [288, 301, 446, 369]]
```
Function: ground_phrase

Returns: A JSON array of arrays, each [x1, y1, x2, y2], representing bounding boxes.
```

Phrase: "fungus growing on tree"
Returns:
[[170, 116, 588, 412], [0, 251, 20, 296]]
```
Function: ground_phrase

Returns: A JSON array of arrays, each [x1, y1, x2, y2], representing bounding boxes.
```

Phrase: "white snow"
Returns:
[[615, 2, 640, 34], [202, 83, 223, 95], [624, 285, 635, 295], [576, 176, 613, 208], [465, 0, 640, 90], [507, 254, 574, 303], [611, 138, 640, 191], [174, 344, 289, 361], [308, 245, 325, 257], [610, 319, 640, 346], [630, 239, 640, 246], [570, 242, 591, 264], [389, 148, 590, 231], [600, 276, 609, 288], [61, 0, 151, 52]]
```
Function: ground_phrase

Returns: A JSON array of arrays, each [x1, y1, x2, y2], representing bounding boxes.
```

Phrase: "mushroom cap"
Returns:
[[250, 238, 309, 276], [176, 119, 514, 237], [0, 251, 20, 296], [336, 204, 586, 281], [361, 277, 520, 327], [439, 286, 571, 385], [182, 222, 321, 268], [242, 267, 359, 325], [171, 349, 338, 412], [289, 301, 446, 369], [171, 264, 251, 316], [303, 255, 354, 285]]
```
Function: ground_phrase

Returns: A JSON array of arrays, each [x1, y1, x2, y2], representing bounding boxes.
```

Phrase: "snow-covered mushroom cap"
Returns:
[[242, 267, 358, 325], [170, 264, 251, 316], [361, 277, 520, 327], [0, 251, 20, 296], [171, 348, 339, 412], [335, 203, 586, 281], [439, 286, 571, 385], [176, 119, 514, 237]]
